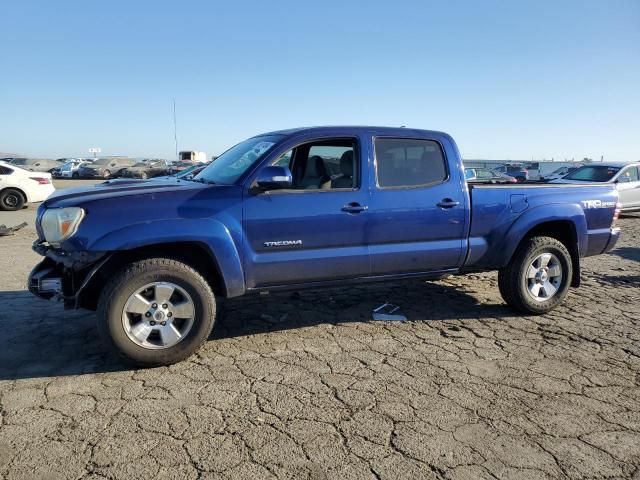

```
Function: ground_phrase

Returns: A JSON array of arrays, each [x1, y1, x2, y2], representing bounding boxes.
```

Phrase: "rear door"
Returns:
[[367, 137, 467, 275]]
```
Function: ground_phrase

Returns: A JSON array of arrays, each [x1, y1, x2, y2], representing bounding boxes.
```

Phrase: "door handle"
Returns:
[[437, 199, 460, 209], [342, 202, 368, 214]]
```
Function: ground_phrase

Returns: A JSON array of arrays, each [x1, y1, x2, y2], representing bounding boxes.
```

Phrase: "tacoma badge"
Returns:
[[264, 240, 303, 247]]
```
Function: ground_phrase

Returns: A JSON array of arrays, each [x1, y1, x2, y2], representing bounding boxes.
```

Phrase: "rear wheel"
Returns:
[[103, 169, 111, 178], [0, 188, 25, 211], [72, 172, 79, 179], [97, 258, 216, 366], [498, 236, 572, 314]]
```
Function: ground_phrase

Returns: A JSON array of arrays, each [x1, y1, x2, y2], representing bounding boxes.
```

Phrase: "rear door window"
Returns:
[[374, 138, 447, 188]]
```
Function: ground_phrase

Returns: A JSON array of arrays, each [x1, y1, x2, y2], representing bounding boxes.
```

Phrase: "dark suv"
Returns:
[[78, 158, 137, 178]]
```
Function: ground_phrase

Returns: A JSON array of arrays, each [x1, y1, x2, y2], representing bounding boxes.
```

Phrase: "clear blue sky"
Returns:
[[1, 0, 638, 161]]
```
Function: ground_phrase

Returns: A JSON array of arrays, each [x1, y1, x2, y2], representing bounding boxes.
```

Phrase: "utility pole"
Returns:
[[173, 98, 178, 162]]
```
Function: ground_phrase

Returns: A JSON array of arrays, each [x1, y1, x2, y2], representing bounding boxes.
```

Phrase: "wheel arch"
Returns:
[[0, 186, 28, 205], [78, 240, 236, 311], [515, 220, 581, 287]]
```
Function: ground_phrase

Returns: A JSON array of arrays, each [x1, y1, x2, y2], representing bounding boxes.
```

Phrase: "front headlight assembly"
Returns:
[[41, 207, 85, 246]]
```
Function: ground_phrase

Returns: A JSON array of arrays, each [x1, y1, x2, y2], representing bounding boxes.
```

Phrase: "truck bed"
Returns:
[[466, 183, 618, 268]]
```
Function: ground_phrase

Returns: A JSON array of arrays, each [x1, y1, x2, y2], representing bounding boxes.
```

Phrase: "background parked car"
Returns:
[[52, 158, 89, 178], [169, 160, 198, 174], [540, 165, 582, 182], [465, 167, 517, 184], [0, 161, 55, 211], [177, 162, 210, 178], [493, 164, 529, 182], [7, 158, 62, 173], [550, 162, 640, 212], [120, 160, 172, 179], [77, 158, 136, 178]]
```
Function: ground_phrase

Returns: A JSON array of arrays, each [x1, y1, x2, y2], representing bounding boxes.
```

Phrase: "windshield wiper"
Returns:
[[182, 176, 215, 184]]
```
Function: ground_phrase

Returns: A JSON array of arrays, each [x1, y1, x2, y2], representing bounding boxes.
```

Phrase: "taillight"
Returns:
[[30, 177, 51, 185], [612, 202, 622, 225]]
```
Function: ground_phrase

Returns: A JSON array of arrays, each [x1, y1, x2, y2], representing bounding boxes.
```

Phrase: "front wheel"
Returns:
[[97, 258, 216, 366], [498, 236, 573, 314]]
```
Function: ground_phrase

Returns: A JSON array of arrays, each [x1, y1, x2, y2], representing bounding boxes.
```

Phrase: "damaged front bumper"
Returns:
[[28, 240, 111, 308]]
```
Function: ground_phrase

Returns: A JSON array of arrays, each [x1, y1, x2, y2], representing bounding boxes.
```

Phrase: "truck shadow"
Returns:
[[0, 291, 125, 381], [213, 278, 514, 340], [0, 280, 513, 381], [610, 246, 640, 263]]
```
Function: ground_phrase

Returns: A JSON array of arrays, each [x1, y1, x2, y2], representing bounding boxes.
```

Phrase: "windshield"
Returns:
[[195, 135, 282, 184], [563, 165, 620, 182]]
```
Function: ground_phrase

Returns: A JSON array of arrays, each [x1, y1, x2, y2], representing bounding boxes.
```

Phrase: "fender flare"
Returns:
[[88, 218, 245, 297], [489, 203, 587, 270]]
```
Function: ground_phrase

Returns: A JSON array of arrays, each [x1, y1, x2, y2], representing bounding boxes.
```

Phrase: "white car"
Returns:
[[550, 162, 640, 212], [0, 161, 56, 211]]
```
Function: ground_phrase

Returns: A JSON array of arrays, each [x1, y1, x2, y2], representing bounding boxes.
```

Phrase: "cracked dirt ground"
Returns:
[[0, 215, 638, 480]]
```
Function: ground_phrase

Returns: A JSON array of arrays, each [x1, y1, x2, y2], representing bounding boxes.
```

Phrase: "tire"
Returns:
[[0, 188, 26, 211], [103, 170, 111, 178], [141, 172, 148, 179], [72, 172, 79, 179], [97, 258, 216, 367], [498, 236, 572, 315]]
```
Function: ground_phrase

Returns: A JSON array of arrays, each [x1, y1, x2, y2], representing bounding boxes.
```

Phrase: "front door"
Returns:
[[366, 137, 466, 275], [242, 137, 370, 288]]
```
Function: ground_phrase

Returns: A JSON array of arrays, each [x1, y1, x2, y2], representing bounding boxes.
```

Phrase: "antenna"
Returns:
[[173, 98, 178, 161]]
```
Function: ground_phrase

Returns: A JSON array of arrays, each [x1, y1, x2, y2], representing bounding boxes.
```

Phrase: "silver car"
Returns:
[[550, 162, 640, 212], [8, 158, 61, 173]]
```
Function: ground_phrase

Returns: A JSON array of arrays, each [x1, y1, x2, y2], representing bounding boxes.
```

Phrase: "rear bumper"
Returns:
[[603, 227, 621, 254], [28, 185, 55, 203]]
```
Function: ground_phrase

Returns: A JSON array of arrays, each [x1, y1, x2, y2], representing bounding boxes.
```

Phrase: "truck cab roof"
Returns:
[[257, 125, 450, 139]]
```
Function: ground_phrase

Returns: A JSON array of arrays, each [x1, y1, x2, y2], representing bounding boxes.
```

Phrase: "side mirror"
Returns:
[[254, 166, 293, 191]]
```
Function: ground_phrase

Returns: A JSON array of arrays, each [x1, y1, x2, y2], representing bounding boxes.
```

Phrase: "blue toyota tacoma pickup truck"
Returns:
[[29, 127, 621, 366]]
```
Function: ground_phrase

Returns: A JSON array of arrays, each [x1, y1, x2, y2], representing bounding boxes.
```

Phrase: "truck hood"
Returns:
[[38, 178, 243, 250], [43, 178, 212, 208]]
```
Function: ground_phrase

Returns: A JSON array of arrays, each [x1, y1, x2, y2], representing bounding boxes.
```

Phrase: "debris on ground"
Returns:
[[372, 302, 407, 321], [0, 222, 28, 236]]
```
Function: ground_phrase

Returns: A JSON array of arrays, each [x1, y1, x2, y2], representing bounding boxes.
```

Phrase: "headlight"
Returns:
[[41, 207, 85, 246]]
